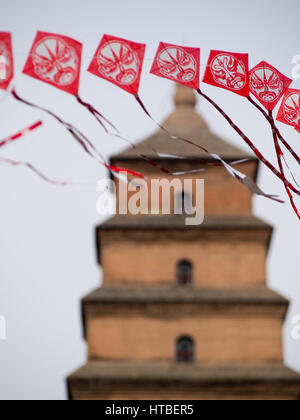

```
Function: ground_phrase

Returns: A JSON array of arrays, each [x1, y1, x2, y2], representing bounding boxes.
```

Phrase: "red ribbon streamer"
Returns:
[[106, 164, 145, 179], [246, 94, 300, 218], [0, 121, 43, 148], [134, 93, 283, 203], [0, 156, 70, 186], [11, 88, 146, 180], [75, 94, 120, 134], [269, 110, 300, 220], [75, 94, 174, 175], [272, 133, 300, 218], [196, 88, 300, 197], [247, 95, 300, 166], [11, 88, 103, 161]]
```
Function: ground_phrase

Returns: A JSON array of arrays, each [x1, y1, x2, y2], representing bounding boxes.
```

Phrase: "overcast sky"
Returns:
[[0, 0, 300, 400]]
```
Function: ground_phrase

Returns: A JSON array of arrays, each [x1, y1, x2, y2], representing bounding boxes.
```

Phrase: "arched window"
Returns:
[[175, 191, 193, 215], [177, 260, 193, 285], [176, 336, 195, 362]]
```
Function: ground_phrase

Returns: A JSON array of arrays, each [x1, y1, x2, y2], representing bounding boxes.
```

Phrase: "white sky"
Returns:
[[0, 0, 300, 400]]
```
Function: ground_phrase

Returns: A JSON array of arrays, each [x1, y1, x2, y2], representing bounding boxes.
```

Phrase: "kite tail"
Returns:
[[134, 93, 283, 203], [247, 95, 300, 189], [196, 88, 300, 197], [135, 93, 166, 132], [78, 93, 238, 176], [0, 121, 43, 148], [11, 88, 98, 161], [76, 93, 173, 174], [113, 132, 171, 175], [0, 156, 70, 186], [76, 94, 174, 175], [75, 94, 120, 134], [269, 113, 300, 220], [247, 95, 300, 166], [105, 164, 145, 180], [11, 88, 146, 181]]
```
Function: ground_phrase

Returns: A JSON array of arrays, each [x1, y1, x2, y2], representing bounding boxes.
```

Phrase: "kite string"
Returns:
[[247, 95, 300, 166], [77, 97, 173, 174], [76, 92, 175, 175], [75, 94, 120, 134], [77, 96, 251, 176], [11, 88, 104, 162], [76, 91, 226, 176], [281, 152, 300, 188], [0, 156, 71, 186], [269, 111, 300, 220], [11, 88, 146, 180], [247, 94, 300, 188], [196, 88, 300, 196], [0, 119, 72, 186], [134, 93, 282, 203]]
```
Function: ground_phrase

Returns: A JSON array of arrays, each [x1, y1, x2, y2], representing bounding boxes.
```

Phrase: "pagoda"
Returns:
[[67, 85, 300, 400]]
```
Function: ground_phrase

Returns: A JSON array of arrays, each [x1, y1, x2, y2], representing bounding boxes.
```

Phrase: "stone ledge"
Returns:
[[97, 215, 272, 231], [68, 361, 300, 382], [67, 362, 300, 400], [83, 286, 288, 305]]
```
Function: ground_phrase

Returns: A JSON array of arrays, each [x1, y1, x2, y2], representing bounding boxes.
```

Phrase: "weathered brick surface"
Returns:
[[87, 314, 283, 364]]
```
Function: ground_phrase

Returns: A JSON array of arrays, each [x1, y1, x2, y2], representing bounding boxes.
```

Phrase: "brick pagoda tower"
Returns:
[[68, 85, 300, 400]]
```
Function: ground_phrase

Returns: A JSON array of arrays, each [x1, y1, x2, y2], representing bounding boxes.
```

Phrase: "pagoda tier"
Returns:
[[95, 215, 271, 288], [81, 286, 287, 364]]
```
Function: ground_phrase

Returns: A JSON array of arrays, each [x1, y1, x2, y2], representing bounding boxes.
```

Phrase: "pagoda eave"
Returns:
[[81, 286, 288, 339], [67, 362, 300, 401]]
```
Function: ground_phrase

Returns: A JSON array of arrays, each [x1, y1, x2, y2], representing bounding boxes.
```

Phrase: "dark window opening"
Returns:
[[176, 336, 195, 362], [177, 260, 193, 285]]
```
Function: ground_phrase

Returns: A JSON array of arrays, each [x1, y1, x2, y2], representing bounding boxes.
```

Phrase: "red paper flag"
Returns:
[[203, 50, 249, 97], [88, 34, 145, 95], [23, 31, 82, 95], [0, 32, 14, 91], [249, 61, 292, 111], [277, 89, 300, 130], [150, 42, 200, 89]]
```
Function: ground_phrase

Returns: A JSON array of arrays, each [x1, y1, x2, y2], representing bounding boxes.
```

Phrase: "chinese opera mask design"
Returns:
[[150, 42, 200, 89], [97, 40, 140, 86], [210, 54, 247, 91], [250, 67, 283, 104], [283, 92, 300, 128], [249, 62, 292, 111], [31, 36, 79, 86], [156, 46, 197, 83]]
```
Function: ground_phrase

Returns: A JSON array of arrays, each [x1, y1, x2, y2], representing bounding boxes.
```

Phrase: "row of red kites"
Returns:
[[0, 31, 298, 125], [0, 32, 300, 124], [0, 31, 300, 219]]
